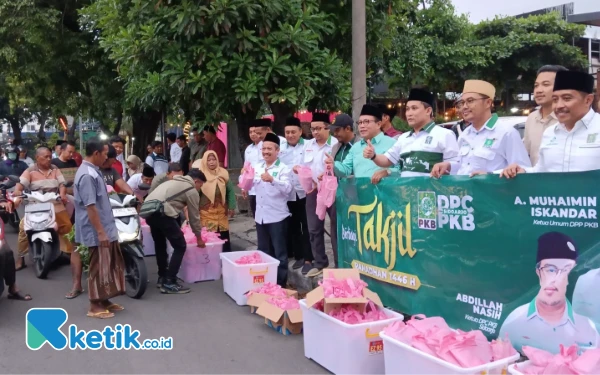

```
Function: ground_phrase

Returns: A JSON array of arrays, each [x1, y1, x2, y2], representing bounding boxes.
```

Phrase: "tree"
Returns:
[[82, 0, 351, 151]]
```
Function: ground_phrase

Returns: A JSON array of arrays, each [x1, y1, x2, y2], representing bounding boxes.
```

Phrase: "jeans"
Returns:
[[305, 190, 338, 269], [256, 218, 289, 287], [287, 196, 313, 262], [147, 213, 187, 283]]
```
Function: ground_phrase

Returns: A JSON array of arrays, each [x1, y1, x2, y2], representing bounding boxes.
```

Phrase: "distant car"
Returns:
[[439, 116, 527, 139]]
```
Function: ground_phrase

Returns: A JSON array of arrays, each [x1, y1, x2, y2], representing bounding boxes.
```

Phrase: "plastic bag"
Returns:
[[298, 166, 314, 192], [247, 282, 288, 298], [320, 275, 368, 298], [235, 252, 263, 265], [238, 162, 255, 191]]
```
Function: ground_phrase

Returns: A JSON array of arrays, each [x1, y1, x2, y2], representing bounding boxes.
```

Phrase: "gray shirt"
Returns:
[[73, 161, 119, 247]]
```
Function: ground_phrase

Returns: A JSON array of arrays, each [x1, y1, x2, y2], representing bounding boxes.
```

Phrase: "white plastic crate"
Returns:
[[177, 242, 224, 283], [219, 250, 280, 305], [507, 360, 530, 375], [379, 331, 520, 375], [299, 299, 404, 375], [141, 225, 155, 256]]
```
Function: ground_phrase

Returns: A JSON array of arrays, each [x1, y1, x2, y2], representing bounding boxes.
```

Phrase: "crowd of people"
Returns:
[[0, 66, 597, 319]]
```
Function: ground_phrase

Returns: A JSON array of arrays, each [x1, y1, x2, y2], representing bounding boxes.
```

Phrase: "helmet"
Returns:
[[5, 145, 19, 162]]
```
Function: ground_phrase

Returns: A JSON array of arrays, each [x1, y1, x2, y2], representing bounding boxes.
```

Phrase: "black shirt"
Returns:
[[51, 158, 78, 169], [101, 167, 122, 187], [180, 146, 191, 175]]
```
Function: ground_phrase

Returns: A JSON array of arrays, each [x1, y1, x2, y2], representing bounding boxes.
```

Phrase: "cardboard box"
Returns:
[[246, 289, 298, 314], [257, 301, 303, 336], [305, 269, 383, 314]]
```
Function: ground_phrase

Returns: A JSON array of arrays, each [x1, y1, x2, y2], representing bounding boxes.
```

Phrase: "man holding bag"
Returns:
[[142, 169, 207, 294]]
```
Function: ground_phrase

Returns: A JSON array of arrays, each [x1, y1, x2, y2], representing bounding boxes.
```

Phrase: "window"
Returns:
[[592, 41, 600, 60]]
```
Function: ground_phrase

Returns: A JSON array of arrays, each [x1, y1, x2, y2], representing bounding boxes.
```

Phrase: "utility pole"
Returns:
[[352, 0, 367, 124]]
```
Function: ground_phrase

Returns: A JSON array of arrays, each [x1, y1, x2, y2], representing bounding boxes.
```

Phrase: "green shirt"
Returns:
[[335, 142, 352, 162], [334, 132, 399, 178]]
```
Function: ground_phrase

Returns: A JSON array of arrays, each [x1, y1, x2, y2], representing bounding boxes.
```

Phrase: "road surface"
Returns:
[[0, 219, 327, 374]]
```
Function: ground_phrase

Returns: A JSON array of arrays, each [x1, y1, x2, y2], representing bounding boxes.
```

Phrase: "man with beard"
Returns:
[[522, 65, 566, 166], [430, 80, 530, 177], [501, 71, 599, 176], [499, 232, 599, 353]]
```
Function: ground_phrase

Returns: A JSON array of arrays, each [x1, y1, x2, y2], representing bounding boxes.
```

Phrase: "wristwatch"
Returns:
[[370, 152, 376, 161]]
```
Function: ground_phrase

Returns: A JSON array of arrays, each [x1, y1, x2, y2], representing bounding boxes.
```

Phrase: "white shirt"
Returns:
[[145, 153, 169, 175], [279, 138, 306, 200], [300, 135, 338, 190], [22, 157, 34, 167], [252, 159, 293, 224], [450, 114, 531, 175], [573, 268, 600, 335], [525, 110, 600, 173], [243, 142, 264, 196], [127, 173, 149, 201], [384, 122, 459, 177], [170, 143, 182, 163]]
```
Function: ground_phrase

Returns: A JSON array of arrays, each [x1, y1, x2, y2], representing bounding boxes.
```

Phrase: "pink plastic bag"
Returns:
[[267, 296, 300, 310], [316, 194, 327, 220], [235, 252, 263, 265], [298, 166, 314, 192], [247, 282, 288, 298], [328, 301, 388, 324], [320, 165, 338, 208], [571, 348, 600, 374], [490, 336, 518, 361], [445, 330, 492, 368], [238, 162, 255, 191], [320, 274, 368, 298]]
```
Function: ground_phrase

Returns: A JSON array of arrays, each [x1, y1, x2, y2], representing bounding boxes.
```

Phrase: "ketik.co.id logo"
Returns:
[[26, 308, 173, 350]]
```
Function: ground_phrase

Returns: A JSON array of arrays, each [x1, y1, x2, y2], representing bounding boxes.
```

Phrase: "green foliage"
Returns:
[[82, 0, 351, 127], [67, 227, 90, 273], [392, 117, 411, 133]]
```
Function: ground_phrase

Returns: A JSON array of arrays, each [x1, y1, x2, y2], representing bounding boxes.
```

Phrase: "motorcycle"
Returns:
[[0, 175, 20, 231], [109, 190, 148, 299], [14, 182, 72, 279]]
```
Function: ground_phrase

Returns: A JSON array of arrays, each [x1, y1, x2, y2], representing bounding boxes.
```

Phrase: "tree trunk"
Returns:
[[226, 118, 243, 169], [9, 116, 21, 145], [268, 102, 293, 136], [131, 109, 162, 159], [233, 105, 259, 160], [113, 111, 123, 136], [36, 113, 48, 142], [67, 120, 77, 142]]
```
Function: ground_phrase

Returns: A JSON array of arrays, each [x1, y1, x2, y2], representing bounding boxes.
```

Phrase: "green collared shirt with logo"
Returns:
[[384, 122, 459, 176], [334, 132, 399, 178]]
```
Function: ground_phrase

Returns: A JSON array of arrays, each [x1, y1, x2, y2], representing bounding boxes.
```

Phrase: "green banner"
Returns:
[[337, 171, 600, 353]]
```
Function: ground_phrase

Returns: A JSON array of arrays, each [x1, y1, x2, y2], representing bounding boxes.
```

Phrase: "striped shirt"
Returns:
[[19, 164, 66, 212]]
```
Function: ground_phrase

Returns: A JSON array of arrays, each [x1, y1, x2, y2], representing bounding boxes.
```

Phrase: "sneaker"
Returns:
[[292, 259, 304, 269], [301, 263, 313, 275], [306, 267, 323, 277], [160, 283, 191, 294], [156, 276, 166, 288]]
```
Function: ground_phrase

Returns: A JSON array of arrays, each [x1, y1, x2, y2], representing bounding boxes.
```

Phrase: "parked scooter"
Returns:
[[10, 175, 73, 279], [0, 175, 20, 231], [108, 187, 149, 299]]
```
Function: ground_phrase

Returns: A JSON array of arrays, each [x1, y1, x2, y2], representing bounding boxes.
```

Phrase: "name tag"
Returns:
[[425, 136, 433, 145]]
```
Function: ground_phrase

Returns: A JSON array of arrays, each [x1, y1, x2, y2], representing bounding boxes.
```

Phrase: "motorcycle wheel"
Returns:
[[124, 254, 147, 299], [9, 211, 19, 231], [31, 240, 53, 279]]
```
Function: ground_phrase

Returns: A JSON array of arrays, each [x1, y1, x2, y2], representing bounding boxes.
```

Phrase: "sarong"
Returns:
[[88, 240, 126, 302]]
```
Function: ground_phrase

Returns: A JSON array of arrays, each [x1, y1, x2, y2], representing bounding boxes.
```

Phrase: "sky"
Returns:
[[450, 0, 597, 23]]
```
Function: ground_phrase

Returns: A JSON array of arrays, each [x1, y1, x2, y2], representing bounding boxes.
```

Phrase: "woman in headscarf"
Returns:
[[125, 155, 144, 181], [193, 150, 236, 252]]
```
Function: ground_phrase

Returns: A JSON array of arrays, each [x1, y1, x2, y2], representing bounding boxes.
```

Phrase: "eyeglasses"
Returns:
[[455, 97, 487, 110], [356, 120, 378, 126], [537, 264, 574, 277], [310, 127, 328, 132]]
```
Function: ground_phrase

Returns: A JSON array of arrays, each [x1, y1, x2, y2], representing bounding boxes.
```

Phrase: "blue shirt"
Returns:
[[334, 132, 399, 178], [73, 161, 119, 247]]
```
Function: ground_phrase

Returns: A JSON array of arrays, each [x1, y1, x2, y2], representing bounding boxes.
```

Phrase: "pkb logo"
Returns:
[[418, 191, 475, 231]]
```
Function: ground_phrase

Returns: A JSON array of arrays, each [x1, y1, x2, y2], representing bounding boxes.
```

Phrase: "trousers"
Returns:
[[305, 190, 338, 268], [287, 196, 313, 261], [147, 213, 187, 282], [0, 248, 16, 297], [256, 218, 289, 287]]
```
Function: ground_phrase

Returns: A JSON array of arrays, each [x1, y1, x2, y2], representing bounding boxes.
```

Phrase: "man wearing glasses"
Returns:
[[499, 231, 599, 354], [292, 112, 338, 277], [431, 80, 530, 177]]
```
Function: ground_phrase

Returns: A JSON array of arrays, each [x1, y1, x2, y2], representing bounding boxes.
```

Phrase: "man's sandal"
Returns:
[[86, 310, 115, 319], [105, 303, 124, 312], [65, 289, 84, 299], [7, 292, 32, 301]]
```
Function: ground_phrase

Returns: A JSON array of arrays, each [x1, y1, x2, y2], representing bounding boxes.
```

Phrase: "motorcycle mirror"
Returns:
[[2, 180, 16, 189], [137, 183, 151, 191], [8, 175, 20, 183]]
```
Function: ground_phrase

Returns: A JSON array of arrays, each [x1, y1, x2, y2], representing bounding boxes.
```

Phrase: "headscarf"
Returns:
[[126, 155, 143, 178], [197, 150, 229, 204]]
